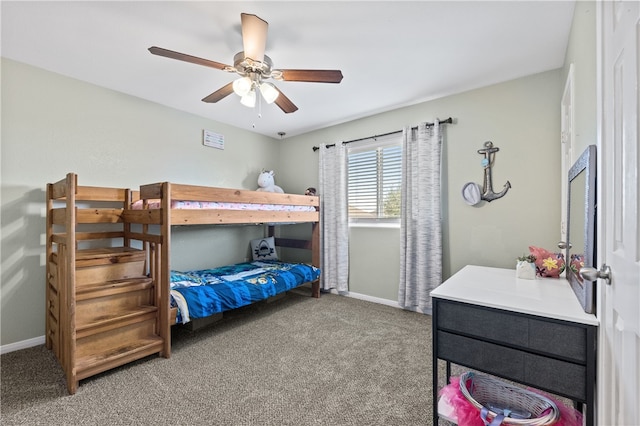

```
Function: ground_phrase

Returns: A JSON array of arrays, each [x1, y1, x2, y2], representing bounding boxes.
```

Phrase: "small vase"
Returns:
[[516, 261, 536, 280]]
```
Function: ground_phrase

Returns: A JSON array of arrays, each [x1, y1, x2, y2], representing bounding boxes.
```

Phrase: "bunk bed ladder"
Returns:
[[45, 173, 164, 394]]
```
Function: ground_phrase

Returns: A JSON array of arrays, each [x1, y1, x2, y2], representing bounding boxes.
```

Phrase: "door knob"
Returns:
[[580, 264, 612, 285], [557, 241, 572, 249]]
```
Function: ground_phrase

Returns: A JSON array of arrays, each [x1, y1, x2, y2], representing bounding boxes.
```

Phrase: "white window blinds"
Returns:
[[347, 133, 402, 223]]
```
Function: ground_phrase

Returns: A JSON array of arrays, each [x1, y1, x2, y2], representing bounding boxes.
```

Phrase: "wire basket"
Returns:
[[459, 372, 560, 426]]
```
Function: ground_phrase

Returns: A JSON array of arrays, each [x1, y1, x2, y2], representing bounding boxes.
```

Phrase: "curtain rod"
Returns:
[[312, 117, 453, 151]]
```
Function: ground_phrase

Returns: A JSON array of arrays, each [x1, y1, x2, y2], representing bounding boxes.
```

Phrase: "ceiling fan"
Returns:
[[149, 13, 343, 114]]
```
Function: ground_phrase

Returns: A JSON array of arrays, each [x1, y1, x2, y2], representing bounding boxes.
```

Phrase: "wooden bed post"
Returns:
[[64, 173, 78, 394], [45, 183, 54, 352], [311, 222, 320, 298], [160, 182, 172, 358]]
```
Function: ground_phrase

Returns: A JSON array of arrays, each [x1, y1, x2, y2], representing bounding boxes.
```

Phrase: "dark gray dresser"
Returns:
[[431, 265, 598, 425]]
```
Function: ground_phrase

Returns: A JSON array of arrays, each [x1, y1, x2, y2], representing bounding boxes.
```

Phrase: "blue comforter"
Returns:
[[170, 261, 320, 323]]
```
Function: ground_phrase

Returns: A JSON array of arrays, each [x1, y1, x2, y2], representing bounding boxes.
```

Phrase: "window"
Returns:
[[347, 134, 402, 224]]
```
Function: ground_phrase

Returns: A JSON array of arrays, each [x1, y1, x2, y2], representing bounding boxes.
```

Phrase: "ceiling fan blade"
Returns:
[[149, 46, 229, 70], [241, 13, 268, 62], [202, 82, 235, 103], [279, 69, 344, 83], [273, 87, 298, 114]]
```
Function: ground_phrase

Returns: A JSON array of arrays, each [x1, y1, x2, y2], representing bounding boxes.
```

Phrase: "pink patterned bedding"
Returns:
[[131, 199, 315, 212]]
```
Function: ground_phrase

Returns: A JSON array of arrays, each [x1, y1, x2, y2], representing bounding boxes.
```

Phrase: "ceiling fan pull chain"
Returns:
[[251, 85, 262, 128]]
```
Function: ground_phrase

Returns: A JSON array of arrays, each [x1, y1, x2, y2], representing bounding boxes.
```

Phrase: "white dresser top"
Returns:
[[431, 265, 599, 326]]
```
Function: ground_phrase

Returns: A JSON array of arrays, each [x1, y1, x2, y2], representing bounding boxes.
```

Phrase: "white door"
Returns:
[[597, 1, 640, 425]]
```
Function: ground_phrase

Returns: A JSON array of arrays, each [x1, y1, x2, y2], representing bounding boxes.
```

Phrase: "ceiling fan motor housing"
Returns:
[[233, 51, 275, 81]]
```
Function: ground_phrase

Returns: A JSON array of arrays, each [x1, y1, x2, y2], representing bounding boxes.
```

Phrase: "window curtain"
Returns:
[[319, 142, 349, 292], [398, 122, 442, 313]]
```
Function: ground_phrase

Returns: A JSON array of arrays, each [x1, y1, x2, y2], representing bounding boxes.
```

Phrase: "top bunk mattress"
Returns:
[[132, 199, 316, 212]]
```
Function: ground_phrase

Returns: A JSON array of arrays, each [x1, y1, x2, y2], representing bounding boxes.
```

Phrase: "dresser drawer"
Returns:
[[437, 300, 586, 362], [437, 331, 586, 401], [529, 317, 586, 362], [437, 330, 526, 381]]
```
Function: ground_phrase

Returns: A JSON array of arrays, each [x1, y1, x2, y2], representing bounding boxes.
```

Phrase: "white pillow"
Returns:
[[250, 236, 278, 261]]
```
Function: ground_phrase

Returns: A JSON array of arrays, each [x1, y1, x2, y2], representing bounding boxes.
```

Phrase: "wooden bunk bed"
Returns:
[[120, 181, 321, 357], [47, 174, 321, 394]]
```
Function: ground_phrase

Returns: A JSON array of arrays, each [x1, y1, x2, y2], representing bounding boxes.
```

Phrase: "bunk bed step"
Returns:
[[76, 317, 160, 364], [76, 266, 146, 287], [74, 248, 146, 286], [75, 335, 164, 381], [76, 307, 158, 339], [49, 207, 125, 225], [76, 277, 153, 300], [51, 247, 145, 266], [75, 247, 145, 265]]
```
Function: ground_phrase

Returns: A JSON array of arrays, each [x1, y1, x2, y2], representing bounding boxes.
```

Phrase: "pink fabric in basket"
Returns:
[[440, 376, 485, 426], [439, 376, 583, 426]]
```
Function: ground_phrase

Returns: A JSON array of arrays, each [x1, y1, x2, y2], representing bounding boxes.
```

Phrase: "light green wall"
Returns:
[[1, 58, 279, 346], [348, 227, 400, 300], [562, 0, 596, 156], [1, 2, 598, 345], [279, 70, 564, 301], [1, 59, 279, 189], [278, 2, 597, 304]]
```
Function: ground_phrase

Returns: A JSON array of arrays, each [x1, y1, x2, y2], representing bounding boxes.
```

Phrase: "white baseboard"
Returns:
[[328, 289, 402, 308], [0, 292, 429, 355], [1, 335, 45, 355], [328, 289, 432, 315], [338, 290, 403, 309]]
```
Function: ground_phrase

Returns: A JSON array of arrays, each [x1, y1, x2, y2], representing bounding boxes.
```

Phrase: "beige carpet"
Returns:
[[1, 289, 438, 425]]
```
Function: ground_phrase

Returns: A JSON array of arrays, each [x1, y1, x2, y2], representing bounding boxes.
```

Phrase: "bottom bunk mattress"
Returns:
[[170, 261, 321, 324]]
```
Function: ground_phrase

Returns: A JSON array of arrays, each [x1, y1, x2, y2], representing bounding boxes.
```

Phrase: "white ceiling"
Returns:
[[1, 1, 575, 139]]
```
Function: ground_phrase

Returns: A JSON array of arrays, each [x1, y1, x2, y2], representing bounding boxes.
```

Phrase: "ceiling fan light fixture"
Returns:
[[259, 82, 279, 104], [232, 76, 253, 96], [240, 89, 256, 108]]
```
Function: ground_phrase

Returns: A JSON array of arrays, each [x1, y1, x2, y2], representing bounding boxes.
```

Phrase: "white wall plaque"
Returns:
[[203, 129, 224, 150]]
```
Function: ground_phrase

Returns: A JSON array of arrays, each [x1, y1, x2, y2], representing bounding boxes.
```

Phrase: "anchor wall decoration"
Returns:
[[462, 141, 511, 205]]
